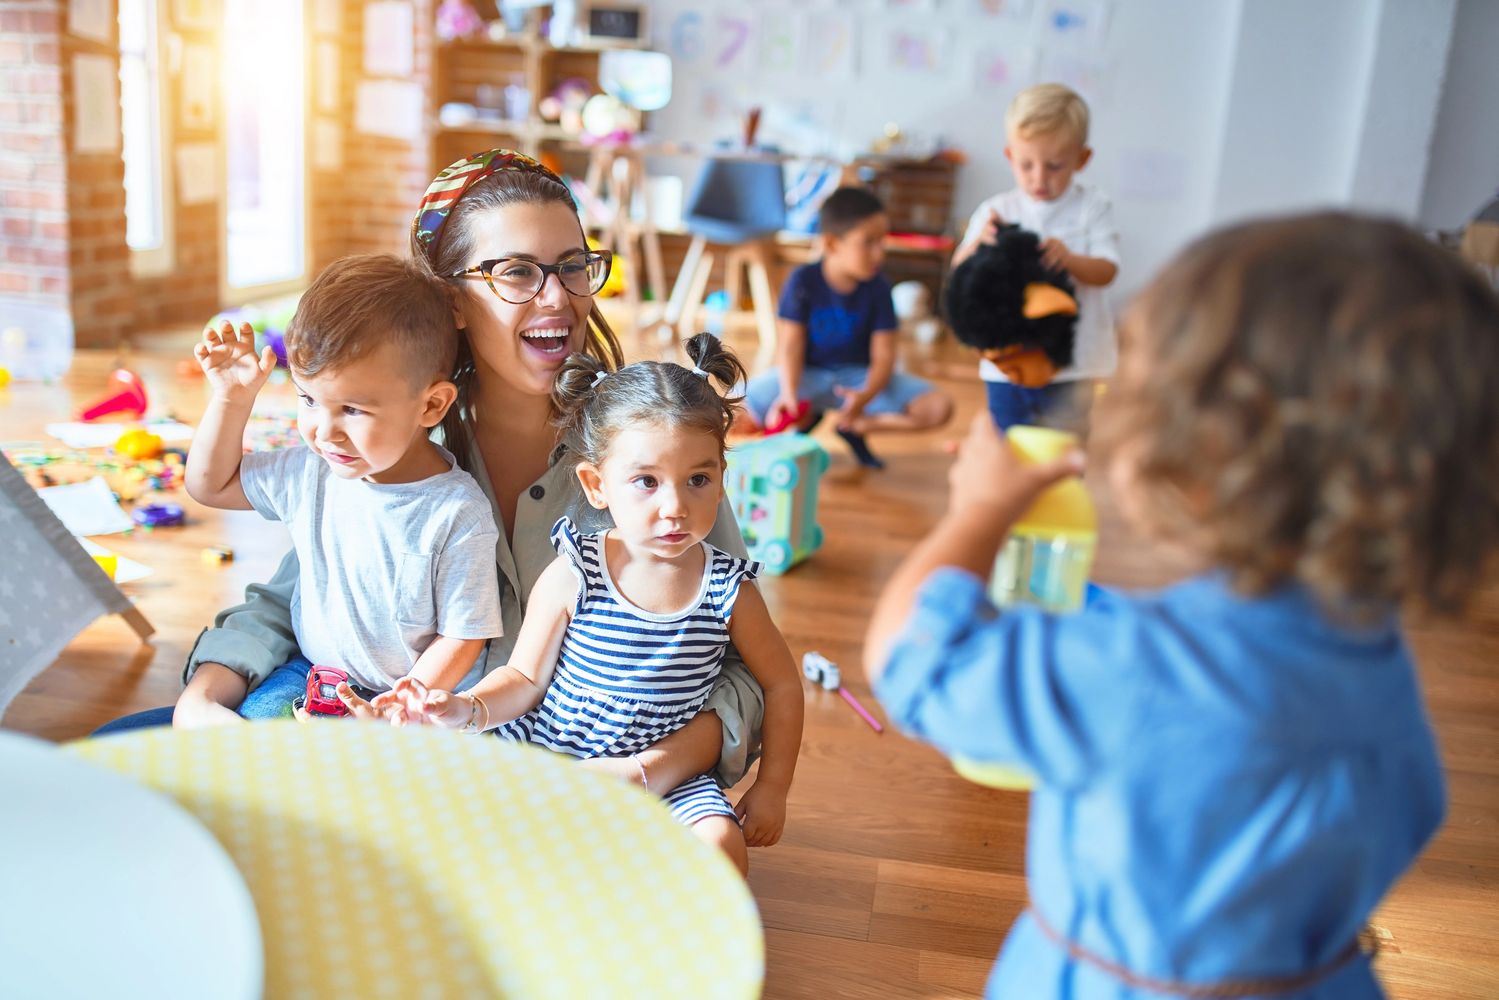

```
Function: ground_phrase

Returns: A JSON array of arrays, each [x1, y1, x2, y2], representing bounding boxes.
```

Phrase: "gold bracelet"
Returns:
[[459, 692, 480, 734], [472, 692, 490, 733], [632, 754, 649, 792]]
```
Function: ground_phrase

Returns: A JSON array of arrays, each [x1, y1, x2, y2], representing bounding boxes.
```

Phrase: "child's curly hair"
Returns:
[[1095, 212, 1499, 618], [551, 333, 748, 466]]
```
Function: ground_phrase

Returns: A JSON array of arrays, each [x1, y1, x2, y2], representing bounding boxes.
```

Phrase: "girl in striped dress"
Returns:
[[387, 334, 804, 874]]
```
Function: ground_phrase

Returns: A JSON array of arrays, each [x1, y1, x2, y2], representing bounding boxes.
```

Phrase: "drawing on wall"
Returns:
[[68, 0, 113, 43], [805, 12, 857, 79], [172, 0, 221, 31], [175, 143, 218, 204], [1045, 0, 1112, 48], [759, 10, 803, 75], [72, 54, 119, 153], [667, 10, 706, 64], [180, 43, 216, 130], [363, 1, 415, 76], [975, 0, 1032, 16], [889, 27, 948, 73], [711, 14, 757, 71], [1035, 47, 1110, 104]]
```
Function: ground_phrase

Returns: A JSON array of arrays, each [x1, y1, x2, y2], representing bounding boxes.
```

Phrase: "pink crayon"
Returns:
[[802, 651, 883, 734]]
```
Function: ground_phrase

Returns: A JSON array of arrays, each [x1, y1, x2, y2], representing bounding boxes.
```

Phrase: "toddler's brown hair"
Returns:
[[552, 333, 747, 466], [1096, 212, 1499, 617], [287, 252, 457, 390]]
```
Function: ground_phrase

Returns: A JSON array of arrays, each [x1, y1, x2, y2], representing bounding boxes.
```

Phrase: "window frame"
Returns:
[[119, 0, 176, 278]]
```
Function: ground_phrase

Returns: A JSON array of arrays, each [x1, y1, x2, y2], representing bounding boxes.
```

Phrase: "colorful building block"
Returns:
[[724, 433, 830, 574]]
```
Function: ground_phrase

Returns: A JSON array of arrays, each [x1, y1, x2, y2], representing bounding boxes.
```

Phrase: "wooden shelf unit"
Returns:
[[431, 28, 642, 176]]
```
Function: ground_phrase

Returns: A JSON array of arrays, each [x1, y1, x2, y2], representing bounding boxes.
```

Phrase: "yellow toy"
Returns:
[[114, 429, 164, 460], [952, 425, 1097, 791]]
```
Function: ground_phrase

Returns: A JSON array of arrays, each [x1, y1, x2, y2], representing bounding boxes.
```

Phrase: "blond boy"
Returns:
[[953, 83, 1120, 430]]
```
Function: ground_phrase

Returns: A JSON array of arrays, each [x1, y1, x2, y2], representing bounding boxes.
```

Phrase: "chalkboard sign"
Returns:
[[585, 4, 646, 43]]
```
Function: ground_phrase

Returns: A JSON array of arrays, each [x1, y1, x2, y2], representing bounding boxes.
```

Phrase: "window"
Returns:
[[224, 0, 306, 296], [119, 0, 173, 275]]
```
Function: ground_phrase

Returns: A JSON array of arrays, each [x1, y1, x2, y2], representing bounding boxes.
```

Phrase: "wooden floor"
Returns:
[[4, 321, 1496, 999]]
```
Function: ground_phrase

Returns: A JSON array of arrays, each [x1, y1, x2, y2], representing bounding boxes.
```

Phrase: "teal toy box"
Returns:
[[724, 434, 830, 574]]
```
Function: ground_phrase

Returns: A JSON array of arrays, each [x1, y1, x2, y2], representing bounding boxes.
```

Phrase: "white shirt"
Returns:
[[240, 445, 503, 691], [960, 181, 1120, 382]]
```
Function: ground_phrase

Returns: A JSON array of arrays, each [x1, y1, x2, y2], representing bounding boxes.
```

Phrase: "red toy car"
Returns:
[[302, 665, 353, 717]]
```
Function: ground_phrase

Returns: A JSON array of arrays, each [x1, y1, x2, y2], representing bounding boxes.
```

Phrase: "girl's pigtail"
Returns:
[[683, 332, 747, 433], [551, 352, 607, 454]]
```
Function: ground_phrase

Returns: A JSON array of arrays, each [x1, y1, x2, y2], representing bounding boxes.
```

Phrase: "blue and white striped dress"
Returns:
[[496, 517, 760, 827]]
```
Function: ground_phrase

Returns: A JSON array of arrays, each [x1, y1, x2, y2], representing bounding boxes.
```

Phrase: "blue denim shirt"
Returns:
[[876, 569, 1445, 999]]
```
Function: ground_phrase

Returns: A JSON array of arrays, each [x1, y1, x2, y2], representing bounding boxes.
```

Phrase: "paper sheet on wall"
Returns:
[[888, 27, 949, 74], [68, 0, 113, 43], [175, 143, 219, 205], [364, 2, 415, 76], [180, 44, 216, 130], [354, 79, 424, 140], [805, 13, 857, 79], [313, 117, 344, 170], [73, 54, 120, 153], [316, 41, 341, 112], [312, 0, 340, 34]]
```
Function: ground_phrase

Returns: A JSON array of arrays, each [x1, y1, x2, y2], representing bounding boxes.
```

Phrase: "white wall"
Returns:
[[1419, 0, 1499, 230], [637, 0, 1465, 294]]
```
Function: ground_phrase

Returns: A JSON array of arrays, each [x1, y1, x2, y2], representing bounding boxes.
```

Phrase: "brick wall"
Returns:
[[0, 1, 69, 312], [58, 2, 132, 347], [310, 0, 433, 268], [3, 0, 434, 348]]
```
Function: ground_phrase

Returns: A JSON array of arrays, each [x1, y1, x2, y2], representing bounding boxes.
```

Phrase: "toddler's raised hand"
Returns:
[[734, 781, 787, 847], [948, 412, 1083, 518], [195, 320, 275, 404]]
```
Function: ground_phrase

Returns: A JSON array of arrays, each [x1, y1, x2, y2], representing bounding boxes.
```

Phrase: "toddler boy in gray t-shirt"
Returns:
[[186, 253, 502, 714]]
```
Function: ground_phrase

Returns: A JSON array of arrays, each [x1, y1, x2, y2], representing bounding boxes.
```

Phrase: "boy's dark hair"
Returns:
[[552, 333, 748, 466], [818, 186, 886, 239], [1095, 211, 1499, 618], [287, 253, 457, 389]]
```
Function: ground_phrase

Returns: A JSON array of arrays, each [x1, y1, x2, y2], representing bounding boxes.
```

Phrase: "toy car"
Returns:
[[302, 665, 353, 717], [131, 501, 185, 528]]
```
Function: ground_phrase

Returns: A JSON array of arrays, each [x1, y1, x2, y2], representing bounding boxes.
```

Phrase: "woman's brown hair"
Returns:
[[411, 166, 624, 470], [552, 333, 747, 467], [1095, 211, 1499, 618]]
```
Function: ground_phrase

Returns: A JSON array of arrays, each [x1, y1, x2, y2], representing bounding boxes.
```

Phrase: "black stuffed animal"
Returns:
[[943, 224, 1079, 387]]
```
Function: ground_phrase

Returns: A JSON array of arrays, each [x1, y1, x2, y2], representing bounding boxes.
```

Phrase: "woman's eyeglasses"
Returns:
[[450, 250, 613, 304]]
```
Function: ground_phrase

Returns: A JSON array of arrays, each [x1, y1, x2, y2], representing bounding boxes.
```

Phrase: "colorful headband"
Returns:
[[412, 149, 566, 254]]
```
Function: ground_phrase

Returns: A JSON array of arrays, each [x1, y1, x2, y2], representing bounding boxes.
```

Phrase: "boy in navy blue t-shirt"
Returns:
[[744, 188, 953, 467]]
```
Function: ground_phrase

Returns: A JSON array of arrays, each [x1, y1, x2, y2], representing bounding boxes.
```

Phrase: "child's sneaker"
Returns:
[[836, 427, 884, 469]]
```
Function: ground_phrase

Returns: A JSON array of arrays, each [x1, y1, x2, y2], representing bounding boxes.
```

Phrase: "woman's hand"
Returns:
[[194, 320, 276, 405], [734, 780, 787, 847]]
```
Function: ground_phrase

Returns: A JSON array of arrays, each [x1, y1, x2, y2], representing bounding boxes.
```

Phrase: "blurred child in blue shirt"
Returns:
[[743, 187, 952, 468], [866, 213, 1499, 999]]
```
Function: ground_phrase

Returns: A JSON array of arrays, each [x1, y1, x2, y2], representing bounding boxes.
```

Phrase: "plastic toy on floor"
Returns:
[[802, 651, 883, 733], [762, 399, 810, 435], [724, 433, 829, 575], [80, 368, 148, 422]]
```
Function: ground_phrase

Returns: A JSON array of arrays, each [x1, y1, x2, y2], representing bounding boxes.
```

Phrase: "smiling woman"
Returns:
[[97, 149, 768, 806]]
